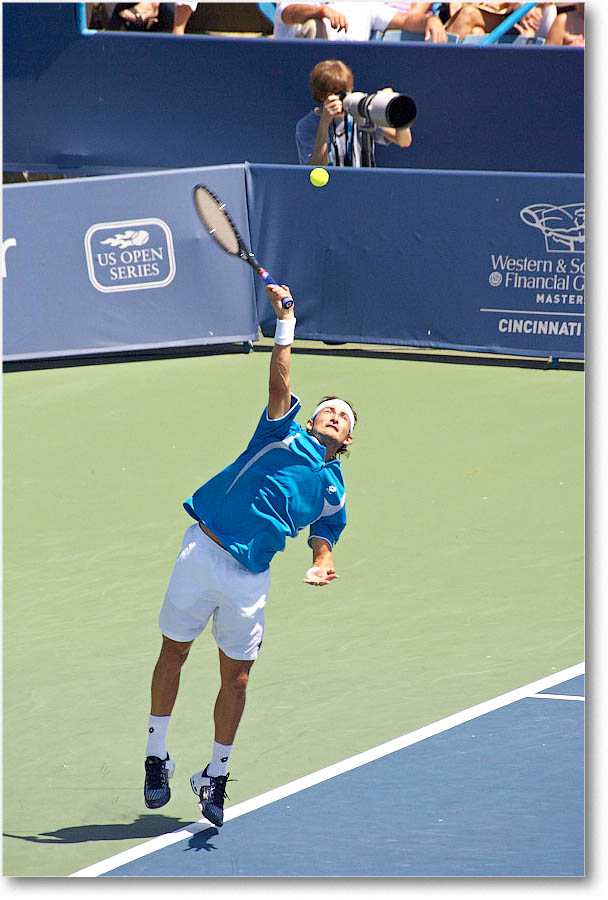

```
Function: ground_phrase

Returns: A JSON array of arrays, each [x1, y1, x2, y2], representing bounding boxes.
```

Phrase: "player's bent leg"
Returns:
[[191, 651, 254, 827], [214, 650, 254, 745]]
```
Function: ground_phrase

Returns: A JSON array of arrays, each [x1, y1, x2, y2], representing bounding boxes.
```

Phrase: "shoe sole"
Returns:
[[145, 795, 170, 810], [199, 803, 223, 827]]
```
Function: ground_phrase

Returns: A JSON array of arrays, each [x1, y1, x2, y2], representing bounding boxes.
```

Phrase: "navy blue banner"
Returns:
[[2, 164, 584, 361], [247, 165, 584, 359], [2, 165, 258, 359]]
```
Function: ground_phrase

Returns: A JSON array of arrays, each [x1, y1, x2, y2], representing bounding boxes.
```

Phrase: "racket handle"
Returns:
[[258, 268, 294, 309]]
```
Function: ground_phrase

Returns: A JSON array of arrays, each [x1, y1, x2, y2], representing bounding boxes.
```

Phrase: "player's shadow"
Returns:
[[183, 826, 219, 852], [3, 815, 199, 844]]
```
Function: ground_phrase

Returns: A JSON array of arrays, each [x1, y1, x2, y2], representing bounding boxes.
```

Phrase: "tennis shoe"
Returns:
[[144, 754, 175, 809], [190, 765, 230, 827]]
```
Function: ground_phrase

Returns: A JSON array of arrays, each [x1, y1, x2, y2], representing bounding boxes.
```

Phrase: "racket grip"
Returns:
[[258, 269, 294, 309]]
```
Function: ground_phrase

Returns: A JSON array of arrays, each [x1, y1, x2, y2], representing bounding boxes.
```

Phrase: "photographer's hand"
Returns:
[[310, 94, 343, 165], [322, 94, 344, 121]]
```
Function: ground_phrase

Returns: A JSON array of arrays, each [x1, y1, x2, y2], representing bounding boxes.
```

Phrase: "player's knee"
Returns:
[[160, 636, 192, 667], [225, 669, 250, 696]]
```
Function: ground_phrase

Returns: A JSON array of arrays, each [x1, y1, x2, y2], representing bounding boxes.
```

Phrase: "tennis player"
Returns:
[[144, 284, 357, 826]]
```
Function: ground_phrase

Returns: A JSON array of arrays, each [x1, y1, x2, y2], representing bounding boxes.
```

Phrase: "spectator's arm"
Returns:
[[386, 3, 447, 42], [281, 3, 347, 30], [172, 4, 194, 33], [545, 12, 567, 45]]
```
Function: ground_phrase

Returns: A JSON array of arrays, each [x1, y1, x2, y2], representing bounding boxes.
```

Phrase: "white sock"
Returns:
[[146, 715, 171, 759], [208, 740, 233, 776]]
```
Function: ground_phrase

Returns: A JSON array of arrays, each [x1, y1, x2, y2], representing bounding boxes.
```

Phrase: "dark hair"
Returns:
[[314, 395, 357, 458], [309, 59, 354, 103]]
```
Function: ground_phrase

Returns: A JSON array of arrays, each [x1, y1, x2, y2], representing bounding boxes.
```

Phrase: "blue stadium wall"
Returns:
[[3, 3, 583, 176]]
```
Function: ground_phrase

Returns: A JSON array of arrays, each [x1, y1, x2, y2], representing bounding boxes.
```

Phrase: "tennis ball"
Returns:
[[310, 167, 329, 187]]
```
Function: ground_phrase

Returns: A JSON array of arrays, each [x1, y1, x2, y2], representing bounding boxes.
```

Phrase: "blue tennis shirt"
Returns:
[[184, 394, 347, 573]]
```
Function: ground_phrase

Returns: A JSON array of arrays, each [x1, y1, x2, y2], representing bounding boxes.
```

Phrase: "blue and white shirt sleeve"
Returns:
[[308, 503, 347, 550], [248, 394, 301, 446]]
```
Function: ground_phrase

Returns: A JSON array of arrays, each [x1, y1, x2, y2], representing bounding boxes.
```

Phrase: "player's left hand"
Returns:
[[303, 566, 339, 586]]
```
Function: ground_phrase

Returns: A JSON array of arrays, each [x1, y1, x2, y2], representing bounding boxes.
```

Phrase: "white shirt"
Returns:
[[274, 2, 397, 40]]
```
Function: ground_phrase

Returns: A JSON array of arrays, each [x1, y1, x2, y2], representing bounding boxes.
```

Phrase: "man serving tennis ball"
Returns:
[[143, 284, 357, 826]]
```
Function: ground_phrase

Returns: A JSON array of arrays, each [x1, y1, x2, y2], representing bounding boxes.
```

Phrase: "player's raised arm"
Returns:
[[266, 284, 296, 420]]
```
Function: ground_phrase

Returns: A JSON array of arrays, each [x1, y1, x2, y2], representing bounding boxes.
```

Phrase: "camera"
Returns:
[[340, 90, 417, 129]]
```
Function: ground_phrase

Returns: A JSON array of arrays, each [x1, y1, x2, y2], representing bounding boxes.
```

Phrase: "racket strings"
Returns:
[[194, 187, 240, 255]]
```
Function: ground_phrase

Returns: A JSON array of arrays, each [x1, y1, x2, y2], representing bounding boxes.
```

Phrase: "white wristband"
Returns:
[[274, 317, 296, 345]]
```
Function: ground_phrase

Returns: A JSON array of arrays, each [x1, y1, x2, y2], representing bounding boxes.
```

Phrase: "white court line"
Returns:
[[530, 693, 585, 701], [70, 661, 584, 877]]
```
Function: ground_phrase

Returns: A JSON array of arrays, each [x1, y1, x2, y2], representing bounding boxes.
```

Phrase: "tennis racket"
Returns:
[[193, 184, 294, 309]]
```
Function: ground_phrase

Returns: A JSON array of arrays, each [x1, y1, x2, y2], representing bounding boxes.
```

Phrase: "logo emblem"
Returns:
[[327, 485, 337, 493], [85, 218, 176, 292], [520, 203, 584, 253]]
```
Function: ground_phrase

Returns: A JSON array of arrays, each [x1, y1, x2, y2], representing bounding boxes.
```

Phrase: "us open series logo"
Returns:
[[84, 218, 176, 292]]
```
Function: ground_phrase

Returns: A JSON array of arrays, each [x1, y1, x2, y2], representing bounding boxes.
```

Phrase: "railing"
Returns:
[[478, 2, 537, 45]]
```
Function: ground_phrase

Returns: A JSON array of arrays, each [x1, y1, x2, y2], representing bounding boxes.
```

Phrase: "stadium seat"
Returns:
[[513, 35, 546, 44]]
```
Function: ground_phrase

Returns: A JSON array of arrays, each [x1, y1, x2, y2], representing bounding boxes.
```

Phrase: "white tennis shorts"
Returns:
[[158, 523, 270, 660]]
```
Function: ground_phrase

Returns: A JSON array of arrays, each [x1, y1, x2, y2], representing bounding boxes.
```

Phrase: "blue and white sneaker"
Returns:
[[144, 754, 175, 809], [190, 765, 230, 827]]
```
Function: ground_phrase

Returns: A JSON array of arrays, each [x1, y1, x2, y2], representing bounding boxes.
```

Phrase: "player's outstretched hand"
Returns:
[[303, 566, 339, 587], [266, 284, 294, 318]]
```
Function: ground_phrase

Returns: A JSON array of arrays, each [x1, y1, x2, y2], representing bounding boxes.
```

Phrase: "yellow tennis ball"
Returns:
[[310, 167, 329, 187]]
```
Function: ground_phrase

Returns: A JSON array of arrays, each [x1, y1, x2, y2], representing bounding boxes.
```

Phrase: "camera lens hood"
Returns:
[[341, 91, 417, 129]]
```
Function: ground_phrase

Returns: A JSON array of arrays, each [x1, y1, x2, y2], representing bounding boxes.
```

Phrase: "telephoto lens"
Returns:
[[341, 91, 417, 129]]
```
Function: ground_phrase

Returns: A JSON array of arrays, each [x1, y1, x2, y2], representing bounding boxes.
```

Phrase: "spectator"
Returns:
[[275, 2, 448, 42], [118, 2, 197, 32], [445, 3, 543, 40], [545, 3, 584, 45], [296, 59, 413, 167]]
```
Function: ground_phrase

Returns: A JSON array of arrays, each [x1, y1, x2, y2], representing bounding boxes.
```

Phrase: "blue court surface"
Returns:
[[70, 665, 584, 878]]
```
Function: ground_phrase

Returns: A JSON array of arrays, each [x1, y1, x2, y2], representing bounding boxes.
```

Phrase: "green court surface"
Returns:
[[3, 349, 583, 876]]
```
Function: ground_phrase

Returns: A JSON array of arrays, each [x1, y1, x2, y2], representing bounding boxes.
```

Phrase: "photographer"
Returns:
[[296, 59, 413, 167]]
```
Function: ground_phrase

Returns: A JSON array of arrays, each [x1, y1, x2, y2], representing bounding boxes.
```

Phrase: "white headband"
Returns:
[[311, 399, 355, 434]]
